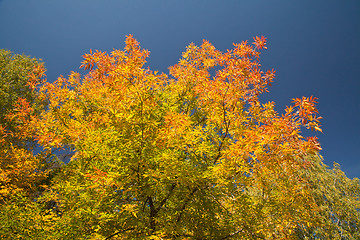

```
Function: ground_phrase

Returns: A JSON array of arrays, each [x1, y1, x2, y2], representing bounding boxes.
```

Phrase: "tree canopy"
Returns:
[[0, 50, 59, 239], [0, 36, 359, 239], [0, 50, 50, 201]]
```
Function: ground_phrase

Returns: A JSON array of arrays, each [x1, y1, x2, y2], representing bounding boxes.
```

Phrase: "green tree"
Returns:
[[296, 155, 360, 239], [0, 50, 58, 239], [0, 49, 50, 199], [0, 49, 43, 133]]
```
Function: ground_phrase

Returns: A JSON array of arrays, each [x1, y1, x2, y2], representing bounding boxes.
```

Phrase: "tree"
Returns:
[[295, 155, 360, 239], [0, 49, 51, 201], [0, 50, 58, 239], [0, 49, 41, 128], [5, 36, 359, 239]]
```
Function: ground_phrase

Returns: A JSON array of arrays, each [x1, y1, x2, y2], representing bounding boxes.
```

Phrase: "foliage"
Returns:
[[0, 193, 59, 239], [0, 50, 58, 239], [0, 49, 46, 134], [296, 156, 360, 239], [0, 50, 51, 200], [0, 37, 359, 239]]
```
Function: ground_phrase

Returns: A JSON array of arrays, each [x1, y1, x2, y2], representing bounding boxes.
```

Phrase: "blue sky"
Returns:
[[0, 0, 359, 178]]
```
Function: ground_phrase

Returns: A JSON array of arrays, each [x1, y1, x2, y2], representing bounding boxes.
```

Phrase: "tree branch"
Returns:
[[105, 227, 135, 239], [155, 183, 176, 213], [213, 101, 231, 164], [176, 187, 198, 223], [147, 196, 156, 233], [219, 229, 244, 239]]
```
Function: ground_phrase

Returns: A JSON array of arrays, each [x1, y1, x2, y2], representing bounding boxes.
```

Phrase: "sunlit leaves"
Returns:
[[1, 36, 358, 239], [32, 35, 329, 239], [253, 36, 267, 50]]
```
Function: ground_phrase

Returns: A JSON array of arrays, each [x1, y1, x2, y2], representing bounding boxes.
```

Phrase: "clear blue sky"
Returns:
[[1, 0, 359, 178]]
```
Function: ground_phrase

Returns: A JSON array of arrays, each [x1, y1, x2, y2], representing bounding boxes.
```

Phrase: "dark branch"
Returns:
[[176, 187, 198, 223], [213, 101, 231, 164], [155, 183, 176, 213], [105, 227, 135, 240], [219, 229, 244, 239], [148, 196, 156, 233]]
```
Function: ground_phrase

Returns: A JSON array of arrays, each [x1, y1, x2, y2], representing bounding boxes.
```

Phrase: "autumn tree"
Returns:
[[0, 49, 52, 200], [7, 36, 358, 239], [0, 49, 41, 127], [0, 50, 59, 239]]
